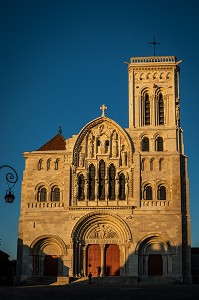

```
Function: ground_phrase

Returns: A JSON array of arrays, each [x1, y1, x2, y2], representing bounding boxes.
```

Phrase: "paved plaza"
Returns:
[[0, 283, 199, 300]]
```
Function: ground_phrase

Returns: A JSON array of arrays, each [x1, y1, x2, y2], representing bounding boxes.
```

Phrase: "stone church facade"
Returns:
[[16, 55, 192, 284]]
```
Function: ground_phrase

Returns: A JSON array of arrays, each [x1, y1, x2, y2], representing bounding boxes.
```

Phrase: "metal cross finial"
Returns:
[[100, 104, 107, 117], [148, 35, 160, 56], [58, 126, 62, 134]]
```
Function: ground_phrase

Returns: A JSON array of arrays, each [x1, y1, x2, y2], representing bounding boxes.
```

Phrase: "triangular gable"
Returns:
[[37, 134, 66, 151]]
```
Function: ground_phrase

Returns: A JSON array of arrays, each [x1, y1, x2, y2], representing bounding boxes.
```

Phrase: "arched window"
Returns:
[[158, 185, 166, 200], [51, 186, 60, 201], [55, 159, 59, 170], [119, 173, 125, 200], [89, 164, 95, 200], [78, 174, 85, 200], [144, 185, 152, 200], [156, 137, 163, 151], [105, 140, 109, 153], [37, 186, 47, 202], [99, 160, 105, 200], [150, 158, 154, 171], [144, 93, 150, 125], [47, 159, 51, 170], [141, 158, 145, 171], [159, 158, 164, 171], [142, 137, 149, 151], [158, 93, 164, 125], [108, 164, 115, 200], [38, 159, 43, 171]]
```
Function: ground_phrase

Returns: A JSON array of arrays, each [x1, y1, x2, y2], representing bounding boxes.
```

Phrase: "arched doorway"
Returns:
[[71, 211, 132, 277], [105, 244, 120, 276], [136, 234, 176, 278], [30, 235, 67, 277], [87, 244, 101, 276], [148, 254, 163, 276], [44, 255, 58, 276]]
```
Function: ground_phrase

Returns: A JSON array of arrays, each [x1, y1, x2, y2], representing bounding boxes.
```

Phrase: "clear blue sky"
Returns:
[[0, 0, 199, 260]]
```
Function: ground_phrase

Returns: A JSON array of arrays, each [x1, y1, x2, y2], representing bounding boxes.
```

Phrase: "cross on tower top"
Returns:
[[148, 35, 160, 56], [100, 104, 107, 117]]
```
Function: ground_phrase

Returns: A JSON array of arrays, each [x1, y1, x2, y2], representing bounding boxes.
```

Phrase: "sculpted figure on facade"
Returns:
[[88, 133, 94, 158], [79, 146, 85, 167], [125, 179, 129, 200], [121, 145, 127, 166], [95, 178, 98, 199], [115, 177, 119, 200], [91, 224, 117, 239], [112, 131, 118, 157]]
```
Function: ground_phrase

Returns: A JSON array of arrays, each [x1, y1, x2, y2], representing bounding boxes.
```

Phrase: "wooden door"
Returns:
[[148, 254, 163, 276], [44, 255, 58, 276], [87, 244, 101, 276], [105, 244, 120, 276]]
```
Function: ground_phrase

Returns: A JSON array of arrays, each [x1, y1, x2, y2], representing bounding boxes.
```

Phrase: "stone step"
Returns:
[[71, 276, 138, 285]]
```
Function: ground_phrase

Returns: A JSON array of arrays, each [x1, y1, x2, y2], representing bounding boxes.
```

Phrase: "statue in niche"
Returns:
[[121, 145, 127, 166], [98, 124, 105, 135], [85, 179, 88, 200], [88, 134, 94, 158], [115, 178, 119, 200], [113, 139, 118, 157], [98, 138, 106, 154], [79, 146, 85, 167], [125, 180, 129, 200]]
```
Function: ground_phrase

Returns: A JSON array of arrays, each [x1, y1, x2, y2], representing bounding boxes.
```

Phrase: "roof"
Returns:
[[37, 133, 66, 151]]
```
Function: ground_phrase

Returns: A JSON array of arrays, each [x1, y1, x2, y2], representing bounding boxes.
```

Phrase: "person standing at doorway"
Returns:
[[97, 266, 101, 277], [88, 272, 92, 284]]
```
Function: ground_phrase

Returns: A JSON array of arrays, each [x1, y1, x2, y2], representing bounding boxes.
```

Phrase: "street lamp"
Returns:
[[0, 165, 18, 203]]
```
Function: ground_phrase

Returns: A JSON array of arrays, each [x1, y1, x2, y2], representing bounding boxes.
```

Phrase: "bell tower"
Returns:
[[127, 56, 182, 130]]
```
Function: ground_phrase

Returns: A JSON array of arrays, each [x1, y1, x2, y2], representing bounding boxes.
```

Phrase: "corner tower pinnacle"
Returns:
[[127, 56, 182, 130]]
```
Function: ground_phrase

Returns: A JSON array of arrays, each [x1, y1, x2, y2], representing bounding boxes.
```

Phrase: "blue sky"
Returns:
[[0, 0, 199, 260]]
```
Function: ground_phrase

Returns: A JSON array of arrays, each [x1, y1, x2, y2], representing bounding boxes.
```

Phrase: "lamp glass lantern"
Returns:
[[4, 190, 15, 204]]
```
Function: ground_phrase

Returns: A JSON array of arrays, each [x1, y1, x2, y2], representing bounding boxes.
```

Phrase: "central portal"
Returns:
[[87, 244, 120, 276], [87, 244, 101, 276], [105, 244, 120, 276]]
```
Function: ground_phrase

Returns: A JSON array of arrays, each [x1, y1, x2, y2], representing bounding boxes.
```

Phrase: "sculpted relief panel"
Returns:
[[89, 224, 118, 239], [72, 118, 134, 203], [77, 121, 130, 167]]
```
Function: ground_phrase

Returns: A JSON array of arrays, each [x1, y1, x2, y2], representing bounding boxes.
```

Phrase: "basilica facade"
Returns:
[[16, 55, 192, 284]]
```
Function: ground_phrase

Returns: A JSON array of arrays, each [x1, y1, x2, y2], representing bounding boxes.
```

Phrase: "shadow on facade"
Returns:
[[15, 237, 70, 286], [15, 234, 192, 286]]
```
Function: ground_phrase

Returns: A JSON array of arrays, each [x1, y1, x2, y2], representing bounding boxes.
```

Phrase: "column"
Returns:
[[100, 244, 106, 276], [78, 243, 82, 277], [82, 246, 87, 276]]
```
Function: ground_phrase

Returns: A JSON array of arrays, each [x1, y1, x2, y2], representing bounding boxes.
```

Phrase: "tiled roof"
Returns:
[[37, 134, 66, 151]]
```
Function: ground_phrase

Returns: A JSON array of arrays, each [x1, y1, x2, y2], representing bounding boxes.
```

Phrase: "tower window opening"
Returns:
[[144, 93, 150, 125], [99, 160, 105, 200], [119, 173, 125, 200], [78, 174, 85, 200], [156, 137, 163, 151], [108, 164, 115, 200], [89, 164, 95, 200], [142, 137, 149, 151], [158, 93, 164, 125]]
